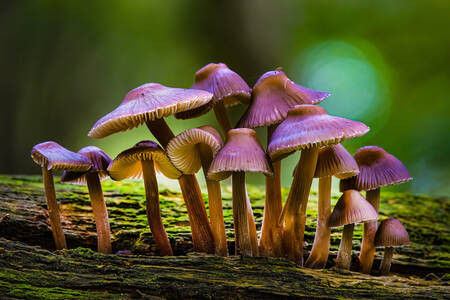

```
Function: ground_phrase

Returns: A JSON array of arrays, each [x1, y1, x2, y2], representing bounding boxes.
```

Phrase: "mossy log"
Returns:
[[0, 174, 449, 299]]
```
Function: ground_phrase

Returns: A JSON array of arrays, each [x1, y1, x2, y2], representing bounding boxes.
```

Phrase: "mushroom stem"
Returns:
[[305, 176, 332, 269], [141, 159, 173, 256], [379, 246, 394, 275], [213, 101, 232, 136], [359, 188, 381, 274], [146, 118, 215, 254], [280, 147, 319, 264], [335, 223, 355, 270], [198, 145, 228, 257], [41, 167, 67, 250], [245, 186, 259, 256], [232, 171, 253, 256], [85, 172, 112, 254], [259, 125, 283, 257]]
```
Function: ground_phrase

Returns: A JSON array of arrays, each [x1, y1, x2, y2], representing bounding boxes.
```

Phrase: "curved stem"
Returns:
[[379, 247, 394, 276], [359, 188, 380, 274], [142, 160, 173, 256], [335, 223, 354, 270], [213, 102, 232, 136], [245, 185, 258, 256], [232, 172, 252, 256], [199, 145, 228, 256], [41, 167, 67, 250], [259, 125, 283, 257], [86, 172, 112, 254], [146, 118, 215, 254], [281, 147, 319, 265], [305, 176, 332, 269]]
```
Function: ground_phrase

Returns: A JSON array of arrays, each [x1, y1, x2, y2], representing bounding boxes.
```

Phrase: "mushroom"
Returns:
[[107, 141, 181, 256], [238, 69, 329, 257], [88, 83, 216, 253], [208, 128, 273, 256], [31, 141, 92, 250], [374, 218, 410, 275], [305, 144, 359, 269], [329, 190, 378, 269], [166, 126, 228, 256], [60, 146, 112, 253], [349, 146, 412, 274], [268, 105, 369, 264]]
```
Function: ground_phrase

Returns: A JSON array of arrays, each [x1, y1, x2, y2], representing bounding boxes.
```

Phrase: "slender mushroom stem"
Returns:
[[305, 175, 332, 268], [335, 223, 355, 269], [379, 247, 394, 275], [232, 171, 252, 256], [146, 118, 215, 254], [141, 159, 173, 256], [198, 145, 228, 256], [41, 167, 67, 250], [85, 172, 112, 254], [213, 102, 232, 136], [259, 125, 283, 257], [359, 188, 381, 273], [280, 147, 319, 265], [245, 186, 259, 256]]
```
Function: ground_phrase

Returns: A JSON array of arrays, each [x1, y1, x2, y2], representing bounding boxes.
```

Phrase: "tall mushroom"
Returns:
[[349, 146, 412, 274], [329, 190, 378, 269], [31, 141, 92, 250], [208, 128, 273, 256], [167, 126, 228, 256], [238, 69, 329, 257], [107, 141, 181, 256], [268, 105, 369, 264], [60, 146, 113, 254], [88, 83, 215, 253], [374, 218, 410, 276], [305, 144, 359, 268]]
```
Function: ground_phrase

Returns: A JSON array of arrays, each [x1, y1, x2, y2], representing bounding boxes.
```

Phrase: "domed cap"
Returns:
[[314, 144, 359, 179], [238, 70, 330, 128], [208, 128, 273, 181], [352, 146, 412, 191], [166, 126, 223, 174], [374, 218, 410, 248], [88, 83, 213, 139], [61, 146, 112, 185], [268, 105, 369, 161], [108, 141, 181, 181], [329, 190, 378, 227], [31, 141, 92, 172]]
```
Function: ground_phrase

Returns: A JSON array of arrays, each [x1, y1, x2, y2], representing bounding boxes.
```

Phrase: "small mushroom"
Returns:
[[268, 105, 369, 264], [347, 146, 412, 274], [209, 128, 273, 256], [238, 69, 329, 257], [329, 190, 378, 269], [305, 144, 359, 269], [167, 126, 228, 256], [31, 141, 92, 250], [374, 218, 410, 276], [61, 146, 113, 254], [88, 83, 215, 253], [108, 141, 181, 256]]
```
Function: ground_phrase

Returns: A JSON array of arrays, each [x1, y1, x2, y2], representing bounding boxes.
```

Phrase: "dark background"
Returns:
[[1, 1, 449, 195]]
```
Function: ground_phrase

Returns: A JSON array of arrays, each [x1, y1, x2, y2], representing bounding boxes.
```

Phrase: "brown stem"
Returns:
[[232, 172, 252, 256], [213, 101, 232, 135], [359, 188, 380, 274], [41, 167, 67, 250], [146, 118, 215, 254], [259, 125, 283, 257], [305, 176, 332, 269], [281, 147, 319, 265], [86, 172, 112, 254], [379, 247, 394, 276], [199, 145, 228, 256], [245, 185, 259, 256], [142, 160, 173, 256], [335, 223, 355, 270]]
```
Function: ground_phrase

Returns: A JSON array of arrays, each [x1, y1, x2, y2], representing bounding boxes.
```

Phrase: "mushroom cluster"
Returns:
[[31, 63, 412, 275]]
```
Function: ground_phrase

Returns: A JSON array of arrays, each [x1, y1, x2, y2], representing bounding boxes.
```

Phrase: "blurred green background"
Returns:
[[1, 1, 449, 195]]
